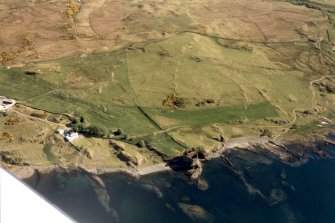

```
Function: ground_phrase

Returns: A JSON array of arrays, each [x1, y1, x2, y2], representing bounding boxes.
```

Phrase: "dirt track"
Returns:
[[0, 0, 330, 65], [75, 0, 108, 39], [12, 109, 63, 128]]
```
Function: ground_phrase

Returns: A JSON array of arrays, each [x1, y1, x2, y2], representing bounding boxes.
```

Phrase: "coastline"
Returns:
[[11, 130, 335, 183], [19, 134, 335, 223]]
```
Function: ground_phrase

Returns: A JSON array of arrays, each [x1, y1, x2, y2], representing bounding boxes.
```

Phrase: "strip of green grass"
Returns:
[[0, 68, 53, 100], [146, 102, 278, 127], [43, 144, 58, 163]]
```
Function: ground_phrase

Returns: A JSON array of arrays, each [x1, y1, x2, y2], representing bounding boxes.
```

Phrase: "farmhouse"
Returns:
[[64, 131, 79, 142], [0, 97, 16, 112], [56, 128, 70, 135], [56, 128, 79, 142]]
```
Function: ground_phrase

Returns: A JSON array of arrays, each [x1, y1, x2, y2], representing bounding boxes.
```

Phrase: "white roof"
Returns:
[[65, 132, 78, 137], [0, 168, 75, 223], [65, 132, 79, 141]]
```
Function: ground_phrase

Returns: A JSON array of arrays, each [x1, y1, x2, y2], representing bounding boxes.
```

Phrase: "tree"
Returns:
[[71, 117, 79, 125], [80, 116, 85, 123], [72, 123, 86, 132], [114, 129, 123, 136], [84, 125, 106, 138]]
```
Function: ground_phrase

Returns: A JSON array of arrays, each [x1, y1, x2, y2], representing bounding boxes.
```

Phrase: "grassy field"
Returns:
[[145, 102, 278, 128], [1, 0, 335, 168], [0, 34, 333, 158]]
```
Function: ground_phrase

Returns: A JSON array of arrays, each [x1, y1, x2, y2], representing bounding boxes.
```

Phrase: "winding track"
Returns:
[[75, 0, 107, 38], [12, 109, 63, 128], [309, 75, 335, 108]]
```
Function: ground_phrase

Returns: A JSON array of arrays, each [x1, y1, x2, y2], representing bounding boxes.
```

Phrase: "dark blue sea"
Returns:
[[27, 142, 335, 223]]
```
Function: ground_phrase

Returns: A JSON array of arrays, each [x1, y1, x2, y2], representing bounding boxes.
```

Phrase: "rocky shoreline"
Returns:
[[5, 130, 333, 222], [11, 130, 334, 192]]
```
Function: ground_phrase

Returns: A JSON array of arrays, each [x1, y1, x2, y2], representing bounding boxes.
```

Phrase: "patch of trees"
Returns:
[[72, 124, 107, 138], [70, 116, 107, 138], [0, 150, 28, 166]]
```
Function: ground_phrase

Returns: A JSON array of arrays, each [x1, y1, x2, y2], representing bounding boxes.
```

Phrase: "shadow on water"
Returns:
[[25, 143, 335, 223]]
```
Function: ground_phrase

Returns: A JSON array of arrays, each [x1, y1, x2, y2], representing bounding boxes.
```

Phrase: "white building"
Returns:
[[0, 97, 16, 112], [56, 129, 65, 134], [56, 128, 68, 135], [64, 132, 79, 142]]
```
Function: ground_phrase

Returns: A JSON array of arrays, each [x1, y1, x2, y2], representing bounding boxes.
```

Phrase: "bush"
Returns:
[[195, 101, 205, 107], [136, 140, 146, 148], [260, 128, 273, 137], [325, 84, 335, 94], [80, 116, 85, 123], [71, 117, 79, 125], [173, 98, 188, 108], [206, 99, 215, 104], [113, 129, 123, 136], [303, 110, 314, 115]]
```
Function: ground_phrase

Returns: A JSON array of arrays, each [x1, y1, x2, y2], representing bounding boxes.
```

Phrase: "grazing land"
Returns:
[[0, 0, 335, 174]]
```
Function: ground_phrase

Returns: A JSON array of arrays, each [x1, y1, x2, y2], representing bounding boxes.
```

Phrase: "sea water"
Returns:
[[28, 143, 335, 223]]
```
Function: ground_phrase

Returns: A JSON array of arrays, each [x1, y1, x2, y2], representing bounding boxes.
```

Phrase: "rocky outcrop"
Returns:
[[178, 203, 214, 223], [167, 156, 193, 171]]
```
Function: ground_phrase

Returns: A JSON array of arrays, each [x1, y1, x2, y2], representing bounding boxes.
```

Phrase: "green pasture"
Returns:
[[0, 31, 332, 157]]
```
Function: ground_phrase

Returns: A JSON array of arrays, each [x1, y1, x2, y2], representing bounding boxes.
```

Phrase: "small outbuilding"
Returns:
[[0, 97, 16, 112]]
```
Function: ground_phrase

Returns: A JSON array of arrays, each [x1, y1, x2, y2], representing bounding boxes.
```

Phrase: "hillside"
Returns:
[[1, 0, 335, 172]]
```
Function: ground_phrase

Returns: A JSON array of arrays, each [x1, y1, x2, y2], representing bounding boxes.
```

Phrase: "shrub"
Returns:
[[206, 99, 215, 104], [71, 117, 79, 125], [114, 129, 123, 136], [325, 84, 335, 94], [260, 128, 273, 137], [303, 110, 314, 115], [173, 98, 188, 108], [136, 140, 146, 148]]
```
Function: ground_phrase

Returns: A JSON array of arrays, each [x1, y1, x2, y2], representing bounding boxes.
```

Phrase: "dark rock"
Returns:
[[167, 156, 193, 171], [197, 151, 206, 160]]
